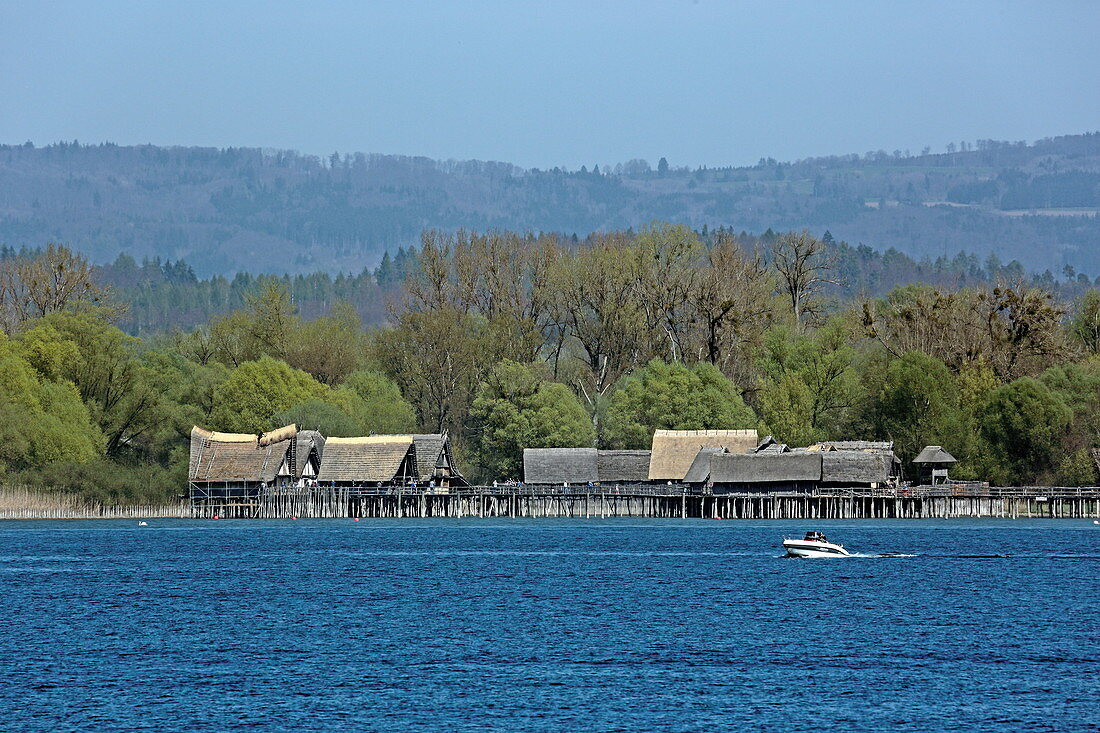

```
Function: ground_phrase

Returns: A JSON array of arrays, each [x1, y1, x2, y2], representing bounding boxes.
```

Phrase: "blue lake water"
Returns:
[[0, 518, 1096, 732]]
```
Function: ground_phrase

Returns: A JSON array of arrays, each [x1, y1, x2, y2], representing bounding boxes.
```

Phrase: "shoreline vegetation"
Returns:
[[1, 226, 1100, 509], [0, 486, 186, 520]]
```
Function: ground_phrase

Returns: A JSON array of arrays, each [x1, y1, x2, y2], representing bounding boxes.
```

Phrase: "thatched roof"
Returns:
[[260, 424, 297, 446], [648, 429, 758, 480], [411, 434, 463, 481], [523, 448, 598, 485], [596, 450, 651, 483], [189, 425, 297, 483], [317, 435, 416, 483], [709, 452, 822, 483], [822, 451, 892, 485], [913, 446, 957, 465], [813, 440, 894, 453]]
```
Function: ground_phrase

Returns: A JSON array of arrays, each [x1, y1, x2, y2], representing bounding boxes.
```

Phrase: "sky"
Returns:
[[1, 1, 1097, 169]]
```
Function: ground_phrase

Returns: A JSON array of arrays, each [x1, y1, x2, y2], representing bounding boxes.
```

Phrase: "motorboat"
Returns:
[[783, 530, 851, 558]]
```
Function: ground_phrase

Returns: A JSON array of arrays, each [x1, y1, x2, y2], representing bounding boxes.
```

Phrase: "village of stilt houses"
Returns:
[[188, 425, 1099, 520]]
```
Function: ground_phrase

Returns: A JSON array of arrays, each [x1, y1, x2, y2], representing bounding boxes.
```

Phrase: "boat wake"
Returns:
[[780, 551, 918, 559]]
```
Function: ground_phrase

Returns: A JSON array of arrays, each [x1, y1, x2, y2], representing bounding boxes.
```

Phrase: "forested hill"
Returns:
[[1, 133, 1099, 276]]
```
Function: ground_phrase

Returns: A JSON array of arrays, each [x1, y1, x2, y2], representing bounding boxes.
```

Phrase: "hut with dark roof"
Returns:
[[317, 435, 419, 486], [523, 448, 598, 485], [685, 444, 896, 492], [411, 433, 465, 486], [189, 424, 321, 494], [820, 451, 893, 488], [807, 439, 901, 484], [913, 445, 957, 484], [648, 429, 758, 481], [813, 440, 895, 453], [522, 448, 653, 486], [682, 447, 727, 485], [596, 450, 651, 483], [706, 452, 823, 493]]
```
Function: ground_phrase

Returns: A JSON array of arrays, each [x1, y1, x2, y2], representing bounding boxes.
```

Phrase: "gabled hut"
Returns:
[[189, 424, 318, 493], [411, 433, 465, 487], [648, 429, 758, 481], [913, 445, 957, 485], [317, 435, 418, 486]]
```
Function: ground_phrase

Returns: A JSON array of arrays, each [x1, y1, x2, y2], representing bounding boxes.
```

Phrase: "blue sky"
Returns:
[[1, 1, 1097, 168]]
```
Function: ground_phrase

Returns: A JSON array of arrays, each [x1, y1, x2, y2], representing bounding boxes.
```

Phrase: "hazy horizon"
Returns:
[[2, 1, 1098, 169]]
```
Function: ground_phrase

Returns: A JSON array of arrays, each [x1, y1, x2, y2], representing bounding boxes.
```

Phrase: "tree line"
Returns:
[[1, 228, 1099, 502], [3, 133, 1099, 278]]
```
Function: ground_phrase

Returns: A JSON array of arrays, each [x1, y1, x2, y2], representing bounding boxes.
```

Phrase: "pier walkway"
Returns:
[[188, 484, 1100, 520]]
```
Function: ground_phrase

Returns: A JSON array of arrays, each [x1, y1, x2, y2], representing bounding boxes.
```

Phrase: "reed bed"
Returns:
[[0, 485, 189, 520]]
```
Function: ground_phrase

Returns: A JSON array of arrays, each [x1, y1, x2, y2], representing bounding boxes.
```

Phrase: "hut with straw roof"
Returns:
[[189, 424, 323, 495], [647, 429, 758, 481], [316, 435, 419, 487]]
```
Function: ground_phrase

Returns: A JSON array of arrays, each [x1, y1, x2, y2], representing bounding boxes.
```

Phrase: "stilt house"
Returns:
[[522, 448, 651, 486], [316, 433, 464, 487], [684, 437, 899, 493], [412, 434, 466, 486], [647, 429, 758, 482], [913, 445, 957, 484], [188, 425, 324, 497]]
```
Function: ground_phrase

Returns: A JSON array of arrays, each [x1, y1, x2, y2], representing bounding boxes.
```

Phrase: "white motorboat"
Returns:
[[783, 530, 851, 558]]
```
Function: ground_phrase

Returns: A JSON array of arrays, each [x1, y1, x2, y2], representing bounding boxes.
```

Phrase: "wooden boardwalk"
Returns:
[[188, 485, 1100, 520]]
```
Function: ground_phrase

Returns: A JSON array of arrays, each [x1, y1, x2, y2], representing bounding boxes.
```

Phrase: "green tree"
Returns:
[[18, 311, 159, 457], [977, 377, 1072, 485], [275, 399, 361, 437], [211, 356, 327, 433], [286, 303, 366, 385], [758, 374, 818, 446], [341, 370, 416, 434], [857, 351, 964, 466], [756, 320, 861, 445], [604, 359, 756, 449], [139, 349, 229, 462], [0, 333, 102, 472], [469, 361, 595, 481]]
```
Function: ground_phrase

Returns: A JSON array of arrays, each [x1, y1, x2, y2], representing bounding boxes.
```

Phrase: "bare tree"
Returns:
[[771, 231, 836, 330], [690, 234, 775, 378], [0, 243, 105, 332]]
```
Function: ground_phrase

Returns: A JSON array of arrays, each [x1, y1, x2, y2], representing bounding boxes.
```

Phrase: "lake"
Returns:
[[0, 518, 1096, 731]]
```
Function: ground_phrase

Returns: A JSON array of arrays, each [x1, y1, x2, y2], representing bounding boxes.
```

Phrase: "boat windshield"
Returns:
[[804, 531, 827, 542]]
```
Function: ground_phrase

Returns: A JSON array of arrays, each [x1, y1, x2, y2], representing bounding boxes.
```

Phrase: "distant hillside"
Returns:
[[1, 133, 1099, 276]]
